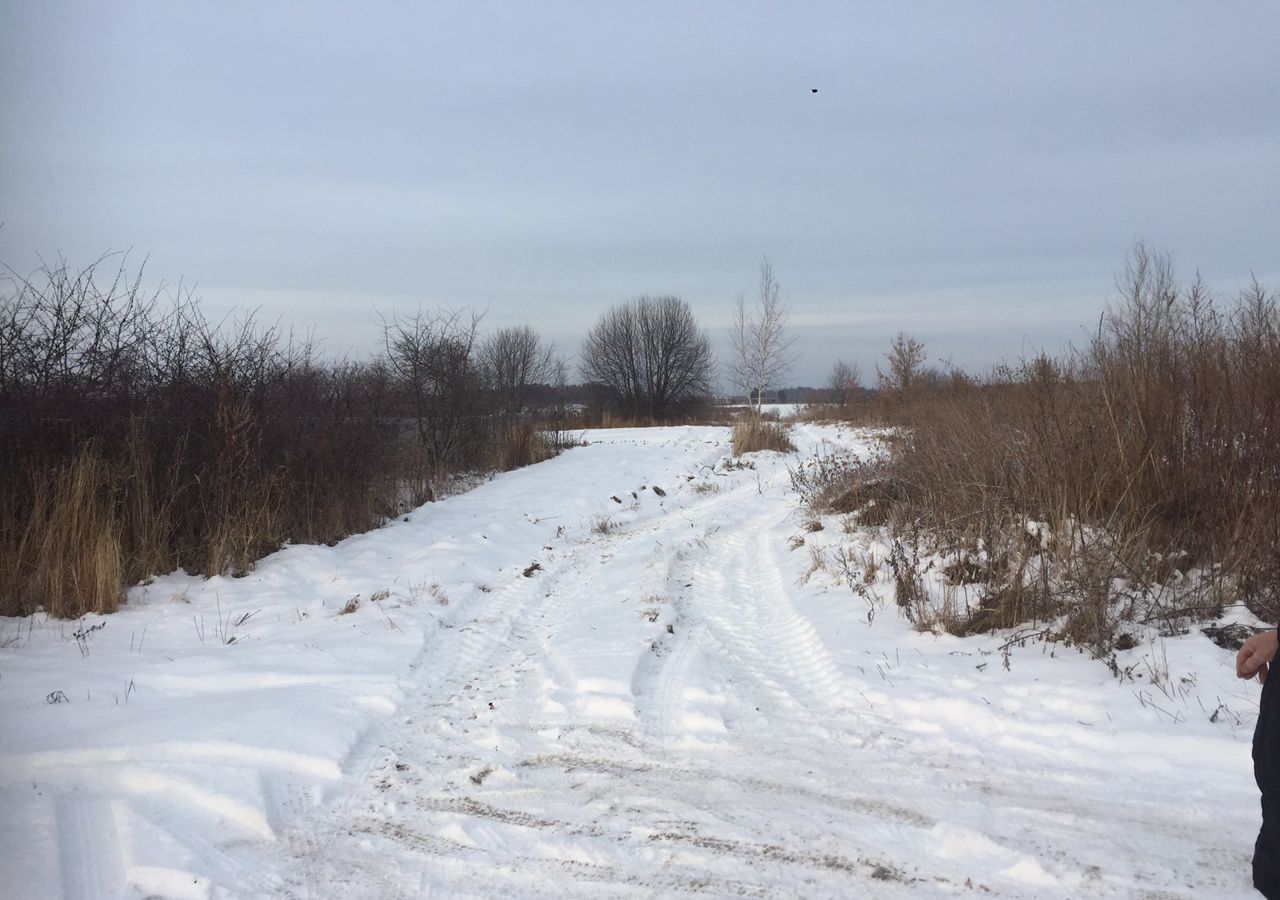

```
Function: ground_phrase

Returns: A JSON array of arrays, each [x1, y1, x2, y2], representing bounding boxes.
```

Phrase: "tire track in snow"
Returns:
[[685, 513, 863, 740], [259, 439, 941, 898], [55, 794, 125, 900], [627, 531, 716, 744], [522, 473, 759, 745], [624, 466, 821, 742], [466, 466, 932, 892], [630, 607, 703, 743], [261, 546, 562, 899], [264, 468, 743, 897]]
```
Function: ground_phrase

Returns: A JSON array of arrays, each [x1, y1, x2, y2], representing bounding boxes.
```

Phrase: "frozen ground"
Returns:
[[0, 425, 1264, 898]]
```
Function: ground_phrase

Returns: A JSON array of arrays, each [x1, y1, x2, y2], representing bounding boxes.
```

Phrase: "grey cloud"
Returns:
[[2, 2, 1277, 385]]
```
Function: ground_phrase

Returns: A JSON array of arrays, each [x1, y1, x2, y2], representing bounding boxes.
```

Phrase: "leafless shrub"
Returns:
[[886, 538, 929, 625], [381, 306, 485, 473], [788, 452, 901, 520], [876, 332, 927, 398], [0, 254, 566, 618], [828, 359, 863, 413]]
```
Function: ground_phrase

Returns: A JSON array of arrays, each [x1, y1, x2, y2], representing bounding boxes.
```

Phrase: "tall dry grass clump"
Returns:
[[0, 254, 569, 618], [14, 446, 125, 617], [731, 418, 796, 455], [491, 421, 557, 471]]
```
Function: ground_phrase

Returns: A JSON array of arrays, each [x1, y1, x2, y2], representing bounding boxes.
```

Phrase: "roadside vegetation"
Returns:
[[796, 243, 1280, 656], [13, 240, 1271, 649], [0, 255, 573, 618]]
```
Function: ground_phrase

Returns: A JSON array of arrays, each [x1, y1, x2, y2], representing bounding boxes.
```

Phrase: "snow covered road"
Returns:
[[0, 425, 1263, 898]]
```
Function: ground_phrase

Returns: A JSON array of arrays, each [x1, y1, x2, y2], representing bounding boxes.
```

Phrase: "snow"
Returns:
[[0, 424, 1264, 898], [721, 402, 807, 419]]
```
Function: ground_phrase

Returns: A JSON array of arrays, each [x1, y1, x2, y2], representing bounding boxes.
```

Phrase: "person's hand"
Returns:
[[1237, 630, 1279, 684]]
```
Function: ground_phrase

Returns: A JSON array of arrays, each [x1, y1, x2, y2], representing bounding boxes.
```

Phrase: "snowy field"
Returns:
[[720, 402, 808, 419], [0, 425, 1263, 898]]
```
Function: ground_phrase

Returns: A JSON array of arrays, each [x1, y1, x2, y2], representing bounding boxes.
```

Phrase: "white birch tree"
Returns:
[[731, 257, 797, 416]]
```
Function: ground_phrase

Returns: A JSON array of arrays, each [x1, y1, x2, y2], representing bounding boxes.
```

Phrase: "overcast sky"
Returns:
[[2, 2, 1277, 386]]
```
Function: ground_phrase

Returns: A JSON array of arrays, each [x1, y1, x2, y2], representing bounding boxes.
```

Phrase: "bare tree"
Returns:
[[1101, 240, 1181, 375], [828, 358, 862, 408], [478, 325, 555, 418], [381, 306, 484, 470], [877, 332, 926, 396], [580, 295, 712, 419], [731, 257, 797, 415]]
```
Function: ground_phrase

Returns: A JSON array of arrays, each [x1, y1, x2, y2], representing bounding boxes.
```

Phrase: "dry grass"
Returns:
[[491, 422, 557, 471], [731, 419, 796, 455], [846, 246, 1280, 648], [13, 446, 125, 617]]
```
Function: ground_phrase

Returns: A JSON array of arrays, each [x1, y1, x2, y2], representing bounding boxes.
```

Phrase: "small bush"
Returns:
[[731, 419, 796, 455], [788, 451, 900, 520]]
